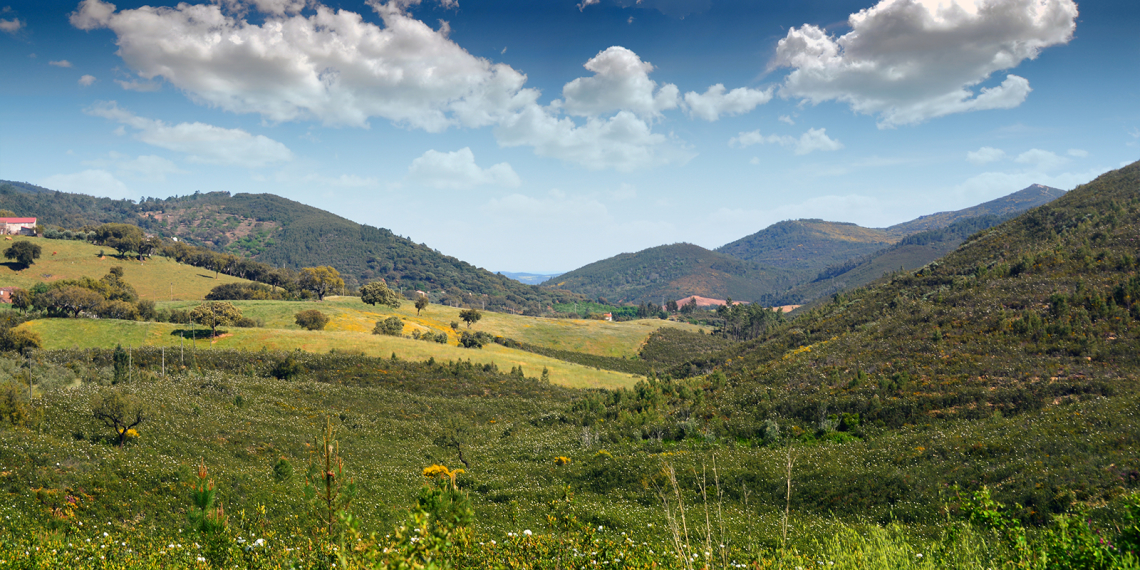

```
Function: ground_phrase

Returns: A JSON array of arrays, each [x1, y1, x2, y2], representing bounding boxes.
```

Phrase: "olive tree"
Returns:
[[299, 266, 344, 301]]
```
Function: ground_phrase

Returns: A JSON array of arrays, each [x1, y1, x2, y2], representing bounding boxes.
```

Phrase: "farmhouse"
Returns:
[[0, 217, 36, 236], [0, 287, 16, 304]]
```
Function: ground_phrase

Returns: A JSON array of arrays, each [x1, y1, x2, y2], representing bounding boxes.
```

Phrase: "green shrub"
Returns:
[[295, 309, 330, 331]]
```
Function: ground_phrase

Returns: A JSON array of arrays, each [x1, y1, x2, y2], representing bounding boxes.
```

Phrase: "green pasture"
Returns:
[[23, 318, 642, 390], [0, 236, 252, 300]]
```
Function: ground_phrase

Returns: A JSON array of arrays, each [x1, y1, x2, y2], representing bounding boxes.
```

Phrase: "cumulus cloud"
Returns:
[[68, 0, 745, 172], [1015, 148, 1067, 170], [683, 84, 772, 121], [406, 147, 521, 189], [50, 60, 73, 68], [85, 101, 294, 167], [69, 0, 535, 132], [1067, 148, 1088, 158], [967, 146, 1005, 164], [0, 17, 22, 33], [40, 169, 132, 200], [78, 75, 97, 86], [729, 127, 843, 155], [559, 47, 679, 119], [578, 0, 600, 10], [497, 107, 692, 171], [774, 0, 1078, 127]]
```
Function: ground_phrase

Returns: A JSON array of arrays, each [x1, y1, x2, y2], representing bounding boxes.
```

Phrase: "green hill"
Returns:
[[0, 184, 583, 314], [543, 242, 795, 305], [716, 219, 897, 275]]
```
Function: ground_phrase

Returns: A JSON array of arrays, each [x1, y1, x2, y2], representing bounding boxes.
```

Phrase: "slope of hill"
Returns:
[[0, 236, 253, 300], [885, 183, 1065, 236], [777, 213, 1012, 304], [570, 160, 1140, 524], [715, 219, 895, 274], [0, 184, 583, 314], [543, 242, 794, 305]]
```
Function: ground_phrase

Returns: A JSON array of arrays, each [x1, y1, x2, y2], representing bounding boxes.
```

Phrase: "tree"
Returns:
[[295, 309, 330, 331], [299, 266, 344, 301], [360, 280, 400, 308], [91, 391, 147, 448], [458, 308, 482, 329], [4, 241, 41, 268], [373, 316, 404, 336], [39, 286, 104, 318], [9, 288, 32, 315], [190, 301, 242, 339], [415, 295, 429, 316]]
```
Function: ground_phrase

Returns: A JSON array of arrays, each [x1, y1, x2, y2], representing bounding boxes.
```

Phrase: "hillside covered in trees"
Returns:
[[0, 184, 583, 314]]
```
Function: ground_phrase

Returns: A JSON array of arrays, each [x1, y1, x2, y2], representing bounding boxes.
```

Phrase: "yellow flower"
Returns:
[[554, 456, 572, 466]]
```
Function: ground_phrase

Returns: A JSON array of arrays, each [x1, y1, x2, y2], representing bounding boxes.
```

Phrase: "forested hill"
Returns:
[[715, 219, 896, 275], [544, 242, 796, 305], [0, 183, 583, 313], [705, 158, 1140, 411]]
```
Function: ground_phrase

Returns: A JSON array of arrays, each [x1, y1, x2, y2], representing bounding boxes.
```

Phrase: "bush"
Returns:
[[235, 317, 263, 328], [295, 309, 330, 331], [373, 316, 404, 336], [136, 299, 158, 321], [460, 331, 494, 349], [98, 299, 140, 321]]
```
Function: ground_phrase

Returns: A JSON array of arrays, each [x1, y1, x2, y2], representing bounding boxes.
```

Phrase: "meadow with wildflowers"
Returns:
[[2, 161, 1140, 568]]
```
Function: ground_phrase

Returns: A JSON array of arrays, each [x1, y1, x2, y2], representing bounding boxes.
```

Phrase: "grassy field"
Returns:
[[0, 236, 252, 300]]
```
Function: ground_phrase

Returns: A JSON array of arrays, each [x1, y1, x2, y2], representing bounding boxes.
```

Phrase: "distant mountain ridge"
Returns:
[[0, 182, 583, 314], [550, 184, 1065, 304], [500, 271, 563, 285]]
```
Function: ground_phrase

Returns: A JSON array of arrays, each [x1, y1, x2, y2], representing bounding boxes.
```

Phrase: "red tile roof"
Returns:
[[0, 218, 36, 224]]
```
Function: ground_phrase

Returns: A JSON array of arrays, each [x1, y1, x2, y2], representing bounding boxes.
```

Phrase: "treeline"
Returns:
[[3, 267, 265, 337]]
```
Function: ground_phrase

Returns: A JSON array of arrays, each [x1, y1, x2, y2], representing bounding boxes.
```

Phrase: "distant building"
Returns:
[[0, 217, 36, 236], [0, 287, 16, 304], [603, 312, 613, 321]]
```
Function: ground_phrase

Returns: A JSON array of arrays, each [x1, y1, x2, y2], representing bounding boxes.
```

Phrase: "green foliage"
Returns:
[[459, 331, 493, 349], [190, 301, 243, 337], [415, 295, 429, 315], [299, 266, 345, 301], [493, 335, 652, 375], [4, 240, 41, 267], [273, 458, 294, 482], [303, 418, 358, 538], [638, 327, 733, 370], [294, 309, 330, 331], [374, 316, 404, 336], [458, 308, 482, 328], [112, 344, 129, 383], [360, 280, 401, 308], [206, 282, 290, 301]]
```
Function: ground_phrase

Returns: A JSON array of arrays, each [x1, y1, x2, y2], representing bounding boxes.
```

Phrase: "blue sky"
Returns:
[[1, 0, 1137, 273]]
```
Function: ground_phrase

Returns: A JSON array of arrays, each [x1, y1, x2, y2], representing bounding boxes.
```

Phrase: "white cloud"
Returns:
[[578, 0, 600, 10], [267, 171, 379, 187], [85, 101, 294, 167], [406, 147, 521, 190], [967, 146, 1005, 164], [953, 165, 1110, 204], [0, 17, 22, 33], [749, 157, 759, 165], [730, 127, 842, 155], [778, 114, 795, 125], [70, 0, 535, 132], [115, 79, 161, 92], [558, 47, 679, 119], [78, 74, 97, 86], [1067, 148, 1088, 158], [497, 107, 692, 171], [83, 153, 187, 182], [1015, 148, 1067, 170], [40, 169, 132, 200], [682, 84, 772, 121], [49, 60, 73, 68], [774, 0, 1078, 127]]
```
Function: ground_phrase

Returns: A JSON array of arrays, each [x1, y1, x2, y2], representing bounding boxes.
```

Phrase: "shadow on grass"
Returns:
[[0, 261, 31, 271], [170, 328, 219, 340]]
